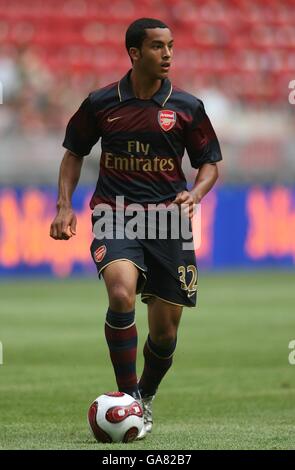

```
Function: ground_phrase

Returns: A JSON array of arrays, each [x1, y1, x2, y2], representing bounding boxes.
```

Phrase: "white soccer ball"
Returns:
[[88, 392, 144, 443]]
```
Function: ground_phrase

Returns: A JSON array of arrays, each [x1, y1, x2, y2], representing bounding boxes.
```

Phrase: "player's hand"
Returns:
[[172, 191, 196, 219], [50, 207, 77, 240]]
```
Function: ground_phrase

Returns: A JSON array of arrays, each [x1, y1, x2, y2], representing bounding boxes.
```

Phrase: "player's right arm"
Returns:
[[50, 150, 83, 240], [50, 94, 101, 240]]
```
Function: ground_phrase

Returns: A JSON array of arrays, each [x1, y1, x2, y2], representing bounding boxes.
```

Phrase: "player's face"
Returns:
[[136, 28, 174, 79]]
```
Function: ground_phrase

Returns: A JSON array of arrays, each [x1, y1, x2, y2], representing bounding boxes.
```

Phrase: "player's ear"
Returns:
[[129, 47, 141, 63]]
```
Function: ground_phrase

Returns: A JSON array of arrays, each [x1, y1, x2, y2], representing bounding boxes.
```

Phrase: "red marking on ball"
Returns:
[[106, 402, 143, 424], [88, 402, 112, 443], [123, 426, 139, 442], [104, 391, 125, 397]]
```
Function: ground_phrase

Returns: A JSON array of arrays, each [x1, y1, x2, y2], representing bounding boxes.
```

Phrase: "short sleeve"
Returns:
[[185, 101, 222, 169], [62, 96, 100, 157]]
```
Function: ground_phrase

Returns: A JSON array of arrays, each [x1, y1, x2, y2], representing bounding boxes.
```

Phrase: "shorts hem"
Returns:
[[98, 258, 147, 280], [141, 292, 195, 308]]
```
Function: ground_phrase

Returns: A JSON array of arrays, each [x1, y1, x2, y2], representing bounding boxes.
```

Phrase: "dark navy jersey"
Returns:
[[63, 70, 222, 209]]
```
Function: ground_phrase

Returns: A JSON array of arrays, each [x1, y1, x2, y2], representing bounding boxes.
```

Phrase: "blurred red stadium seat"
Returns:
[[0, 0, 294, 103]]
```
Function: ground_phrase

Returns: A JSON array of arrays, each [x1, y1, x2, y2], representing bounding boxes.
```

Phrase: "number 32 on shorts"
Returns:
[[178, 265, 198, 297]]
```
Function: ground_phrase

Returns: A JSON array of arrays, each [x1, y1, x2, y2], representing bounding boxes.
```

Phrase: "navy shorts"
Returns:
[[90, 212, 198, 308]]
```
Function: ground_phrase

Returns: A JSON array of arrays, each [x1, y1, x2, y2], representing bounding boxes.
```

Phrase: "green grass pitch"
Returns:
[[0, 271, 294, 450]]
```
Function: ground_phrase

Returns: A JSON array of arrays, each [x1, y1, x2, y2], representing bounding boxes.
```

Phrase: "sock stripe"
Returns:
[[106, 308, 135, 329], [105, 320, 136, 330], [147, 335, 177, 358], [117, 373, 138, 389], [114, 362, 138, 375], [105, 323, 137, 342], [146, 340, 175, 360], [110, 348, 137, 363]]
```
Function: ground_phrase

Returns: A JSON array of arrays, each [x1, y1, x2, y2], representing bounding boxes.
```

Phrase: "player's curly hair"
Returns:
[[125, 18, 169, 63]]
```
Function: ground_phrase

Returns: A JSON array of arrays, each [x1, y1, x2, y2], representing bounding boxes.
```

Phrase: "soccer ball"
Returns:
[[88, 392, 144, 443]]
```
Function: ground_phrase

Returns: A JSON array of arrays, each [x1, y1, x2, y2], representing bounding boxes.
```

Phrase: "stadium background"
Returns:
[[0, 0, 294, 450]]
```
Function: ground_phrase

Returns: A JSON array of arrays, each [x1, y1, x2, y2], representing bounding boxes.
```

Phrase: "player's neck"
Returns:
[[130, 69, 162, 100]]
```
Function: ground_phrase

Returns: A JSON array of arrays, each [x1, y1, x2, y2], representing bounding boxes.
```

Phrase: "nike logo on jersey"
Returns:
[[107, 116, 122, 122]]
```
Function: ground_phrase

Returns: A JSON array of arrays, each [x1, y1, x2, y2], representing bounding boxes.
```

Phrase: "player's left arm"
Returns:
[[173, 163, 218, 218], [174, 100, 222, 218]]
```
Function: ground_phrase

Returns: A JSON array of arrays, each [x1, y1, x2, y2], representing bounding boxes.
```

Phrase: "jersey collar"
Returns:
[[118, 69, 172, 107]]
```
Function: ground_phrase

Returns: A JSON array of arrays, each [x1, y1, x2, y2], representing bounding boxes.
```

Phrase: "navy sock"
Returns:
[[138, 334, 177, 397]]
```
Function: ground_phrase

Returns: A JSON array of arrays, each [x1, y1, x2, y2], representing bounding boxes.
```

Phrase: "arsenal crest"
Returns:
[[94, 245, 107, 263], [158, 110, 176, 132]]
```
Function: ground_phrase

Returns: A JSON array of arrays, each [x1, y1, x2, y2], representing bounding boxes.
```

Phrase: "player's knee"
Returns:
[[152, 331, 177, 349], [108, 284, 135, 312]]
